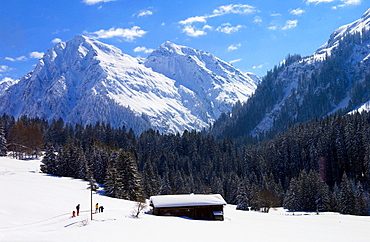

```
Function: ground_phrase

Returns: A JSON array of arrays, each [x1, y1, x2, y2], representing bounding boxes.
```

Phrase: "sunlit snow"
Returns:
[[1, 157, 369, 242]]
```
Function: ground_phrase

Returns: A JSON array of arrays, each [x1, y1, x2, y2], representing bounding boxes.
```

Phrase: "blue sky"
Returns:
[[0, 0, 368, 80]]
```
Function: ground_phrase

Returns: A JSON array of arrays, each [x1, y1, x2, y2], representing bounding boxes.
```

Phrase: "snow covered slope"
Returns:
[[226, 8, 370, 137], [315, 8, 370, 61], [0, 36, 258, 134], [1, 156, 369, 241], [145, 41, 258, 120]]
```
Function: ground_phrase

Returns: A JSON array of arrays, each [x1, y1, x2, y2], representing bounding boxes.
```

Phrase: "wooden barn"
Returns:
[[150, 194, 227, 221]]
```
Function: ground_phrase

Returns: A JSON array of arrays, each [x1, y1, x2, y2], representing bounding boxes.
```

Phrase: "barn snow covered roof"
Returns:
[[150, 194, 227, 208]]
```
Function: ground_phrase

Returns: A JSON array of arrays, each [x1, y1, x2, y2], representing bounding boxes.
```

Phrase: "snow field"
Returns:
[[0, 157, 369, 241]]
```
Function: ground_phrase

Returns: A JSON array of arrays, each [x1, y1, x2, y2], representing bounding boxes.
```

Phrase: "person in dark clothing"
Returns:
[[99, 206, 104, 213], [76, 204, 80, 216]]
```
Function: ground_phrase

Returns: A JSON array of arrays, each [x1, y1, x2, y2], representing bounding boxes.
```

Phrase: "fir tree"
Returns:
[[356, 183, 368, 216], [0, 125, 7, 156], [339, 173, 357, 215], [236, 178, 249, 210], [284, 177, 299, 211], [118, 149, 144, 201], [142, 159, 161, 197], [40, 143, 57, 175], [104, 155, 121, 198], [104, 150, 144, 201], [330, 183, 340, 212]]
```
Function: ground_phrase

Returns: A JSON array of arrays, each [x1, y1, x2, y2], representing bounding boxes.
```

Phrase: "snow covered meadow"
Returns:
[[1, 156, 369, 242]]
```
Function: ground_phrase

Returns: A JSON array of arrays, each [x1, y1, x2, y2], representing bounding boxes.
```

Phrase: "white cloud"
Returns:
[[138, 10, 153, 17], [282, 20, 298, 30], [4, 52, 44, 62], [203, 25, 213, 30], [253, 64, 264, 69], [307, 0, 361, 7], [52, 29, 70, 35], [290, 8, 305, 16], [133, 46, 154, 54], [216, 23, 245, 34], [268, 25, 278, 30], [254, 16, 262, 24], [5, 56, 27, 62], [82, 0, 116, 5], [229, 58, 242, 64], [335, 0, 361, 8], [228, 44, 241, 51], [179, 4, 257, 37], [179, 16, 207, 25], [88, 26, 147, 41], [0, 65, 12, 72], [52, 38, 62, 44], [29, 51, 44, 59], [211, 4, 257, 17], [342, 0, 361, 5], [271, 13, 282, 17], [181, 25, 207, 37], [306, 0, 335, 4]]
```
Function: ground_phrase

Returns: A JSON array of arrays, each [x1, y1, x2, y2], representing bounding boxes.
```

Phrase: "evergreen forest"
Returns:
[[0, 111, 369, 216]]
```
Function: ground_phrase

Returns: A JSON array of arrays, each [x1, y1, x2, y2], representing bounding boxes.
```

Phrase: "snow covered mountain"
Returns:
[[211, 8, 370, 138], [144, 41, 258, 120], [0, 35, 258, 134]]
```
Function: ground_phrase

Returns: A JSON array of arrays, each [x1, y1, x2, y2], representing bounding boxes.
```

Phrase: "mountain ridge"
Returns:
[[0, 36, 258, 134], [210, 8, 370, 139]]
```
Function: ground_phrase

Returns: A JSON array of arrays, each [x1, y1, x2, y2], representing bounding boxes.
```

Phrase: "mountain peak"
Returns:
[[315, 8, 370, 59], [72, 34, 89, 42], [61, 35, 94, 49], [145, 42, 258, 120], [157, 41, 187, 56], [0, 36, 258, 134], [361, 8, 370, 20], [161, 41, 176, 47]]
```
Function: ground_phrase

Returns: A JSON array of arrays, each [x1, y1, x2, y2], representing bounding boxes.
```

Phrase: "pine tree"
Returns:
[[104, 150, 144, 201], [339, 173, 357, 215], [0, 125, 7, 156], [284, 177, 299, 211], [87, 145, 109, 184], [104, 157, 121, 198], [330, 183, 340, 212], [40, 143, 57, 175], [355, 183, 368, 216], [55, 146, 68, 177], [236, 178, 249, 210], [120, 149, 144, 201], [249, 183, 261, 211], [72, 146, 86, 179], [284, 170, 330, 212], [142, 159, 160, 197]]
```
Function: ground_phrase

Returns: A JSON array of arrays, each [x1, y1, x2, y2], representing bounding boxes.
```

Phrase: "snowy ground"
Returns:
[[1, 157, 369, 242]]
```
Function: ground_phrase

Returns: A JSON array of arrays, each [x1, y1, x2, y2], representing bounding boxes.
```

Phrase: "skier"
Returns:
[[99, 205, 104, 213], [76, 204, 80, 216], [72, 211, 76, 217], [95, 203, 99, 213]]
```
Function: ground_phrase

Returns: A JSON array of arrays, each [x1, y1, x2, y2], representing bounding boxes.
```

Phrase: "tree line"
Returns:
[[0, 112, 369, 215]]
